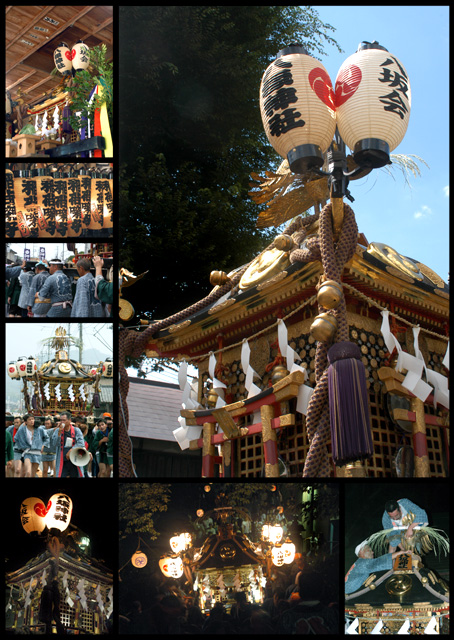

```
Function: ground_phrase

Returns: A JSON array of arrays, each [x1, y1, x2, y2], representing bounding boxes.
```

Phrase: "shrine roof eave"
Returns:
[[144, 246, 448, 361], [6, 550, 112, 585]]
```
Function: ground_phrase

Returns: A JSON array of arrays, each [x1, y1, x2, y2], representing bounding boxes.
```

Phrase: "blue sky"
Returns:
[[310, 5, 449, 281]]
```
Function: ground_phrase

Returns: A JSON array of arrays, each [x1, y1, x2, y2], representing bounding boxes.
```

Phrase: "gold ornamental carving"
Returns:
[[367, 242, 424, 281], [239, 247, 290, 290]]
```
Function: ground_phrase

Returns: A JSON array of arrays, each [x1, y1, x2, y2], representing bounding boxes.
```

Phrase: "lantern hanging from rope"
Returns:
[[20, 497, 47, 534], [53, 42, 73, 76], [260, 43, 336, 174], [71, 40, 90, 72], [271, 544, 285, 567], [8, 361, 19, 379], [334, 41, 411, 168], [25, 356, 37, 377], [131, 550, 148, 568], [281, 539, 296, 564], [44, 493, 73, 532], [16, 357, 28, 378]]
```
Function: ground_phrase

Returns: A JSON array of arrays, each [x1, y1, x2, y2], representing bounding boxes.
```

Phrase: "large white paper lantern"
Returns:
[[271, 545, 285, 567], [131, 551, 148, 568], [335, 41, 411, 168], [101, 358, 113, 378], [159, 555, 184, 579], [72, 40, 90, 72], [170, 532, 192, 554], [260, 44, 336, 173], [8, 361, 19, 379], [16, 357, 28, 378], [26, 356, 37, 377], [20, 497, 47, 534], [44, 493, 73, 532], [281, 539, 296, 564], [53, 42, 73, 76]]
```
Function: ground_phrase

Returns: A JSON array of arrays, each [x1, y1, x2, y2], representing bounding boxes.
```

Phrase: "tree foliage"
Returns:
[[119, 6, 341, 322], [119, 483, 172, 540]]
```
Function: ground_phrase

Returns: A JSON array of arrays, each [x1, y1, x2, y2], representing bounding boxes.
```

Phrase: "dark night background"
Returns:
[[5, 478, 117, 573], [344, 481, 450, 578]]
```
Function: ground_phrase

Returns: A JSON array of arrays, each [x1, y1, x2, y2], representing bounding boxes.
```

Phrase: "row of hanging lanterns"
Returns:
[[260, 41, 410, 172], [20, 494, 73, 535], [53, 40, 90, 75], [261, 522, 296, 566], [8, 357, 37, 379]]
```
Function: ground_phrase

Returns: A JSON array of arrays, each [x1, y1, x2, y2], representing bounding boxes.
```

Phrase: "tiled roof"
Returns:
[[127, 377, 182, 442]]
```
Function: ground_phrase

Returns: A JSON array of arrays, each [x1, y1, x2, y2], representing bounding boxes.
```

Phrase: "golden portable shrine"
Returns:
[[5, 163, 113, 238], [345, 522, 449, 634], [6, 6, 113, 159], [6, 493, 113, 634], [118, 42, 449, 479], [7, 326, 113, 416]]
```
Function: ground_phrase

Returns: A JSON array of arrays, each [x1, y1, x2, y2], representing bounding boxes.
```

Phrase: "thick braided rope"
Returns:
[[301, 202, 358, 477]]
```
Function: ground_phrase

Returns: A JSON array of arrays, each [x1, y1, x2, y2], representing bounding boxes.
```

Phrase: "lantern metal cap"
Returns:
[[353, 139, 391, 169], [287, 144, 324, 174], [276, 43, 309, 59], [357, 40, 388, 52]]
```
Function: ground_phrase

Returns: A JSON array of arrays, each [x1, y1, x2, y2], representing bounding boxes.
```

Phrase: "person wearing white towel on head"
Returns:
[[345, 540, 411, 595]]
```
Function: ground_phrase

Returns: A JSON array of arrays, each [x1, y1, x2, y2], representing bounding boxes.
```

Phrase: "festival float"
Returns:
[[118, 42, 449, 479], [7, 326, 112, 416], [6, 492, 113, 634], [6, 6, 113, 158], [345, 519, 449, 634]]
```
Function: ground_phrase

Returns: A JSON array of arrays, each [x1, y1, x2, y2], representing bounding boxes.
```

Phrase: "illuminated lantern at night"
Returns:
[[16, 357, 28, 378], [7, 361, 19, 379], [159, 555, 184, 579], [271, 545, 285, 567], [335, 41, 411, 168], [170, 533, 192, 554], [131, 551, 148, 568], [53, 42, 73, 76], [20, 497, 47, 534], [281, 539, 296, 564], [44, 493, 73, 532], [71, 40, 90, 72], [260, 44, 336, 174], [262, 523, 284, 545]]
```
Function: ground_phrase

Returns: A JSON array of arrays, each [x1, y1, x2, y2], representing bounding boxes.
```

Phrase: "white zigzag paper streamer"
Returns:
[[173, 361, 202, 450], [277, 319, 313, 415], [442, 341, 449, 370], [424, 616, 438, 634], [55, 383, 61, 401], [68, 384, 75, 401], [345, 618, 359, 634], [371, 619, 384, 634], [209, 352, 226, 408], [241, 339, 261, 398], [397, 619, 411, 634], [79, 383, 86, 401]]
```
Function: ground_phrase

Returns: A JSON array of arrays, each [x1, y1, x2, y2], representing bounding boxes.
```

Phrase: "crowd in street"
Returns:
[[5, 256, 112, 318], [5, 411, 113, 478]]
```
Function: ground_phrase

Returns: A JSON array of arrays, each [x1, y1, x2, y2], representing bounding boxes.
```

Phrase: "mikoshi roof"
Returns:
[[143, 236, 449, 362], [191, 532, 264, 571], [39, 354, 93, 382], [6, 6, 113, 107]]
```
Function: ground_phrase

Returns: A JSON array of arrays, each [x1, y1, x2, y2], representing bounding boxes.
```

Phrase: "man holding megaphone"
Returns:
[[48, 411, 92, 478]]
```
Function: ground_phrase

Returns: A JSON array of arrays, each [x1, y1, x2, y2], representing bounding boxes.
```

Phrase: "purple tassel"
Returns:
[[93, 392, 100, 408], [62, 105, 72, 133], [32, 395, 38, 410], [328, 341, 373, 465]]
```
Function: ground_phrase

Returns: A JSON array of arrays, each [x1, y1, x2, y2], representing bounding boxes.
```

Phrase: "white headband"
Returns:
[[355, 538, 370, 557]]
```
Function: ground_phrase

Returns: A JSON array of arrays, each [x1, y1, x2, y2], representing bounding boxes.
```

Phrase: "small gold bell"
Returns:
[[310, 313, 338, 343], [206, 387, 219, 408], [271, 364, 289, 385], [274, 234, 295, 251], [210, 270, 229, 286], [317, 279, 343, 310], [369, 584, 376, 590]]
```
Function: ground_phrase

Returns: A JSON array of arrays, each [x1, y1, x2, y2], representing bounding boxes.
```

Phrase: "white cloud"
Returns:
[[413, 205, 432, 220], [443, 185, 449, 197]]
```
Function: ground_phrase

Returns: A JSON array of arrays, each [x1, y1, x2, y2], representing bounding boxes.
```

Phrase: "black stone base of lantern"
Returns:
[[43, 136, 107, 158], [353, 138, 390, 169], [287, 143, 324, 174]]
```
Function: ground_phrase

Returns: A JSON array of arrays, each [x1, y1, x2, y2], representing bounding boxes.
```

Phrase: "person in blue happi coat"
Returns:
[[382, 498, 429, 552]]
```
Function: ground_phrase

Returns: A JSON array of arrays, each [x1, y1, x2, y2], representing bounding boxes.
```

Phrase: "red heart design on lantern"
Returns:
[[335, 64, 362, 107], [34, 501, 51, 517], [308, 67, 335, 110], [65, 50, 76, 61]]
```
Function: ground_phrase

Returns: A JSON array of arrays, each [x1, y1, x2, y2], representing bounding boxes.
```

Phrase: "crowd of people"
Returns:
[[5, 255, 112, 318], [119, 556, 339, 635], [5, 411, 113, 478]]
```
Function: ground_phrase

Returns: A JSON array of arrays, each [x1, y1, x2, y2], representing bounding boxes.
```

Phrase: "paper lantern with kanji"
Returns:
[[260, 44, 336, 174], [335, 41, 411, 168], [26, 356, 37, 377], [53, 42, 73, 76], [72, 40, 90, 72], [281, 539, 296, 564], [101, 358, 113, 378], [20, 497, 47, 534], [44, 493, 73, 532], [159, 555, 184, 579], [8, 361, 19, 379], [271, 545, 285, 567], [131, 551, 148, 568], [170, 533, 192, 553]]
